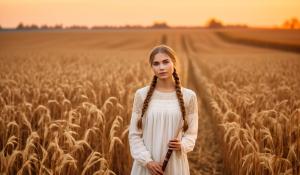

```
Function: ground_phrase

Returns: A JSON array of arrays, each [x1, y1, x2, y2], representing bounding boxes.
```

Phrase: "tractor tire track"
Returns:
[[180, 34, 224, 175]]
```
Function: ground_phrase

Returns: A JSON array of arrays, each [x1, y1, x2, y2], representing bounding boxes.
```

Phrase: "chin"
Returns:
[[158, 75, 171, 80]]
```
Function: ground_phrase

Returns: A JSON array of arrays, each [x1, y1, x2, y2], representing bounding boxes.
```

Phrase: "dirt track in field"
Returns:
[[167, 30, 300, 175]]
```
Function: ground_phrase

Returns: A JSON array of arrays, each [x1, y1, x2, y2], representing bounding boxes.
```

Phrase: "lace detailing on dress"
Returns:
[[134, 86, 198, 115], [151, 89, 178, 100], [133, 91, 143, 115], [186, 92, 198, 115]]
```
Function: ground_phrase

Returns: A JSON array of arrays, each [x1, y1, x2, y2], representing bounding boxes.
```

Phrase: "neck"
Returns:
[[156, 76, 176, 91]]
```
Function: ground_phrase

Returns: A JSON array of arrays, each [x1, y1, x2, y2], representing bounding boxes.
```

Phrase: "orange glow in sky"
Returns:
[[0, 0, 300, 28]]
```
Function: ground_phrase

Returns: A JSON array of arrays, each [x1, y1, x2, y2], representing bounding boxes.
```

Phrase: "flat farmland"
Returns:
[[0, 29, 299, 175]]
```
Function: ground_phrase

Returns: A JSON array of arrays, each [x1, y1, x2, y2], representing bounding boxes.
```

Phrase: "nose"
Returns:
[[159, 64, 165, 70]]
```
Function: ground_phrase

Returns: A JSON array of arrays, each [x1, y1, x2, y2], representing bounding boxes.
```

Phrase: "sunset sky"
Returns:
[[0, 0, 299, 28]]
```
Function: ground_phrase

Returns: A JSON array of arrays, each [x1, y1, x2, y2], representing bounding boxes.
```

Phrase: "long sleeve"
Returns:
[[128, 90, 153, 167], [181, 92, 199, 154]]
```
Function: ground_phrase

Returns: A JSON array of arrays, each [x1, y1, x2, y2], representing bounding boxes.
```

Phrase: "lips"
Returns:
[[159, 72, 167, 75]]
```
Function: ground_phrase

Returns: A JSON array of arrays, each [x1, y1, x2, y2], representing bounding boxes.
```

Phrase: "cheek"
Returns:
[[152, 65, 159, 73], [167, 63, 174, 72]]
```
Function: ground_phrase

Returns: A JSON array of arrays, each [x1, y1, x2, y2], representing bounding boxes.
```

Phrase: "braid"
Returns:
[[173, 68, 188, 132], [137, 75, 158, 129]]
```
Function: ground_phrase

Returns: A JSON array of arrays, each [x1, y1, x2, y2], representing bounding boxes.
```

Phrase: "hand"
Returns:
[[168, 138, 181, 151], [146, 161, 163, 175]]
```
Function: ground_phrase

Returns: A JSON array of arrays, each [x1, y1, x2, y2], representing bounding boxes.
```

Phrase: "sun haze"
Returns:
[[0, 0, 299, 28]]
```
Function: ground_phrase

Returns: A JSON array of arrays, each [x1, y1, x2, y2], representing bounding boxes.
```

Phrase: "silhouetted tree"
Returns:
[[206, 18, 223, 28], [67, 25, 89, 29], [16, 23, 39, 30], [41, 25, 49, 29], [54, 24, 63, 29], [283, 17, 300, 29], [17, 22, 24, 29], [151, 21, 169, 29], [29, 24, 39, 29]]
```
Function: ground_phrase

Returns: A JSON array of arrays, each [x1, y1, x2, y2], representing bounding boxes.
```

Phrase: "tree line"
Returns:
[[0, 17, 299, 30]]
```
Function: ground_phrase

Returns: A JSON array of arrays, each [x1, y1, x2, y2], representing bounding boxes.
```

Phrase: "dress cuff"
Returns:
[[181, 141, 187, 154], [142, 156, 153, 167]]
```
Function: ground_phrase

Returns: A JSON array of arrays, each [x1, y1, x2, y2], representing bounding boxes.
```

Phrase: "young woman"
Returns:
[[128, 44, 199, 175]]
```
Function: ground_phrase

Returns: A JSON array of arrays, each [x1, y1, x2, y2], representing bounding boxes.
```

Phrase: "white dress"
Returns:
[[128, 85, 199, 175]]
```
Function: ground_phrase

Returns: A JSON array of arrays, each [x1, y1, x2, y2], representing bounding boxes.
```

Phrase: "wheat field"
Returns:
[[0, 29, 299, 175]]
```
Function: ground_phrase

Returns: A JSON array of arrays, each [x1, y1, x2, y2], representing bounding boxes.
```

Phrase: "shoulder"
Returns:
[[181, 87, 197, 108], [182, 87, 198, 114], [134, 85, 150, 99], [135, 85, 149, 95], [181, 87, 197, 99]]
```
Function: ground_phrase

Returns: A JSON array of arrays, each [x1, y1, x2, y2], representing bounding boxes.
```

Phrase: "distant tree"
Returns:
[[91, 26, 105, 29], [206, 18, 223, 28], [0, 25, 2, 30], [29, 24, 39, 29], [16, 23, 40, 30], [41, 25, 49, 29], [152, 21, 169, 29], [67, 25, 89, 29], [17, 22, 24, 29], [54, 24, 63, 29], [283, 17, 300, 29], [123, 24, 143, 29]]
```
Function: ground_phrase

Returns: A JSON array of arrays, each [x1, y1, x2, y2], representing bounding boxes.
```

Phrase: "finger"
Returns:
[[151, 169, 158, 175], [155, 171, 163, 175], [149, 167, 157, 175], [170, 142, 180, 145], [169, 145, 180, 150], [169, 147, 178, 151], [155, 164, 163, 172], [169, 142, 179, 146], [169, 144, 178, 148], [170, 142, 179, 145], [154, 166, 163, 175], [171, 139, 180, 143], [170, 139, 178, 142], [169, 143, 180, 148], [169, 144, 175, 148]]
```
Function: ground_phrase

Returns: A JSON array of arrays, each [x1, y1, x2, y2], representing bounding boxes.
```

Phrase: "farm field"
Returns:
[[214, 29, 300, 54], [0, 28, 299, 175], [215, 28, 300, 46]]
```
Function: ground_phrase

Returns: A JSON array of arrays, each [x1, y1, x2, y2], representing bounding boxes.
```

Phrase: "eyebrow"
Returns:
[[153, 59, 169, 63]]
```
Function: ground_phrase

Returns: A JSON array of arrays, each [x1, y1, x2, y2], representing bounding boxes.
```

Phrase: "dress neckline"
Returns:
[[145, 86, 184, 99], [154, 89, 176, 94], [152, 89, 177, 99], [152, 87, 184, 99]]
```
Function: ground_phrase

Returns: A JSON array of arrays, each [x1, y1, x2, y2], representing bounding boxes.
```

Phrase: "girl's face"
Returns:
[[151, 52, 174, 80]]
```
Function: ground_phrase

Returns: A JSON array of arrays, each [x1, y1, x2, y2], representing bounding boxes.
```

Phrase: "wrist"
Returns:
[[180, 142, 186, 153], [143, 158, 153, 167]]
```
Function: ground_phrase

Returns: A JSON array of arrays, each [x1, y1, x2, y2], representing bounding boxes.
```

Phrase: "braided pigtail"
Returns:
[[173, 68, 188, 132], [137, 75, 158, 130]]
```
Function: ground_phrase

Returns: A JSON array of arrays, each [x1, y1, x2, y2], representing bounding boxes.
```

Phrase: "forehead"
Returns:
[[153, 52, 171, 62]]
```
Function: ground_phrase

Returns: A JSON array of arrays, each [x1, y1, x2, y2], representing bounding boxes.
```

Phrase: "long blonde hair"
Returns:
[[137, 45, 188, 132]]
